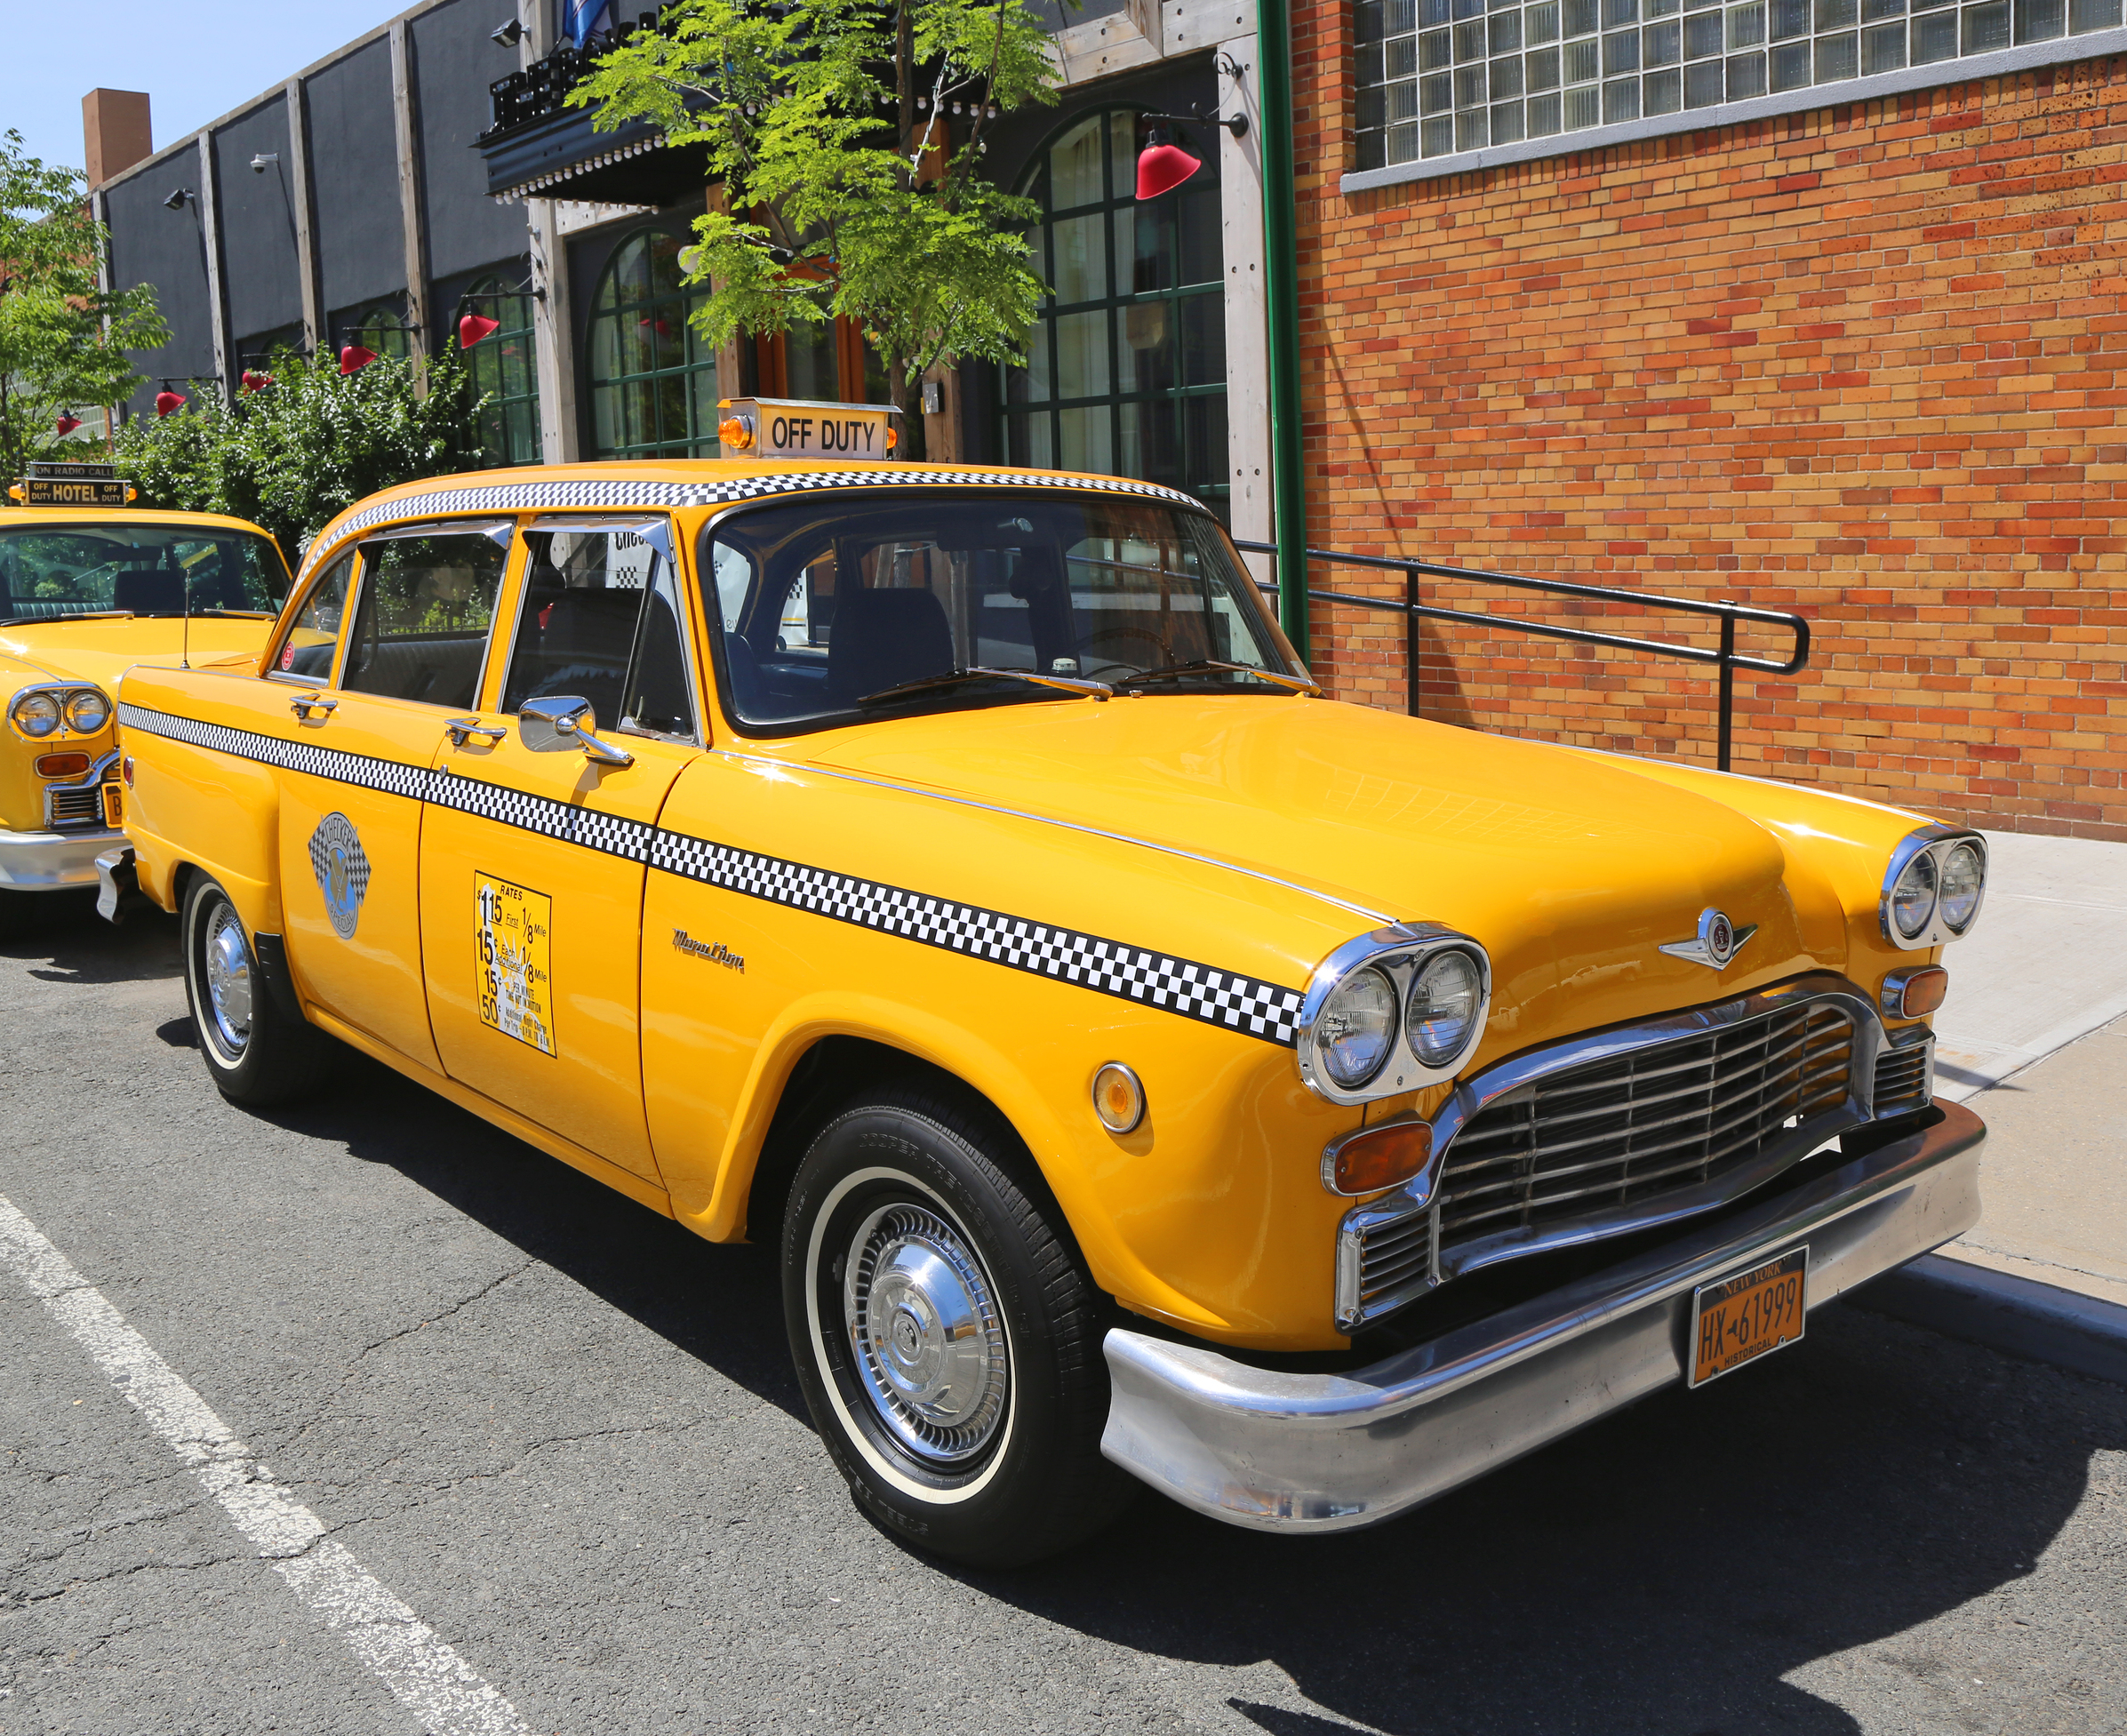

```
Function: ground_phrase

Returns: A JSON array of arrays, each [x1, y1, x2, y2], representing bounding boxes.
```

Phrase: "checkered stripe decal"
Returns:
[[650, 832, 1304, 1044], [120, 703, 1305, 1046], [294, 468, 1203, 584]]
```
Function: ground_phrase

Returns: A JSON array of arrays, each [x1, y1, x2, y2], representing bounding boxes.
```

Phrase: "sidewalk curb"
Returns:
[[1851, 1252, 2127, 1387]]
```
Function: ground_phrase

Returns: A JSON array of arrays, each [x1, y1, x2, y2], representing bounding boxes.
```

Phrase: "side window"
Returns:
[[502, 523, 696, 740], [271, 553, 355, 682], [341, 529, 510, 711]]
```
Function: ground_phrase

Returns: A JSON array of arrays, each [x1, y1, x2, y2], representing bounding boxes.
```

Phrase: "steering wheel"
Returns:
[[1069, 624, 1171, 681]]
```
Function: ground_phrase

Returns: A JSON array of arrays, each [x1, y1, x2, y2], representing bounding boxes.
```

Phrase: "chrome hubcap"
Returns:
[[202, 904, 252, 1057], [843, 1203, 1008, 1465]]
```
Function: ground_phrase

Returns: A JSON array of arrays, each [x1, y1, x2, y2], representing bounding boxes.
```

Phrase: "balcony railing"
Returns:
[[1235, 540, 1811, 773], [484, 14, 667, 138]]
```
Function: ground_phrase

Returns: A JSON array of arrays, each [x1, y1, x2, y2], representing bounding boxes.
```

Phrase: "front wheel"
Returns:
[[181, 873, 336, 1106], [781, 1084, 1131, 1566]]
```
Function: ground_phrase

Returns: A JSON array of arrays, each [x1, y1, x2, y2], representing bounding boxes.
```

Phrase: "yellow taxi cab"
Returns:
[[1, 463, 289, 936], [106, 408, 1988, 1563]]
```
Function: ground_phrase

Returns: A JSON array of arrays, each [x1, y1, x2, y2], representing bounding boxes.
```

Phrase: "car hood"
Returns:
[[0, 618, 272, 694], [797, 696, 1827, 1044]]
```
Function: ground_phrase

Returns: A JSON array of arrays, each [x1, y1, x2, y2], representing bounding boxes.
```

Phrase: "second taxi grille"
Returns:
[[1433, 1001, 1857, 1263], [46, 784, 105, 828]]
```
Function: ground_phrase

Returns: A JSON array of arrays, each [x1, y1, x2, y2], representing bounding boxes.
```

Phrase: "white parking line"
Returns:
[[0, 1192, 532, 1736]]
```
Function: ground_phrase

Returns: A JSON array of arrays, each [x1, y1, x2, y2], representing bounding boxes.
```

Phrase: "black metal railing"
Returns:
[[484, 13, 668, 136], [1235, 541, 1811, 772]]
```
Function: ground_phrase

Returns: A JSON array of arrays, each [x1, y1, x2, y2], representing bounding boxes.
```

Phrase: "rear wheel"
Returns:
[[781, 1083, 1131, 1566], [181, 873, 335, 1105]]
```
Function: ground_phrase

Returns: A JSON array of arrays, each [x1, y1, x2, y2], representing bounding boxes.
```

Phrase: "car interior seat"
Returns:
[[826, 586, 955, 703]]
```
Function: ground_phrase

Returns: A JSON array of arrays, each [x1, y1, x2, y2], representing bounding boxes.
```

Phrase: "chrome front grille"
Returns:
[[1338, 988, 1875, 1332], [45, 783, 104, 828], [1873, 1029, 1934, 1116], [1435, 1002, 1855, 1261]]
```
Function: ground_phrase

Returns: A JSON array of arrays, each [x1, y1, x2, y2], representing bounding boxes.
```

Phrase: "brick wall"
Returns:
[[1293, 35, 2127, 841]]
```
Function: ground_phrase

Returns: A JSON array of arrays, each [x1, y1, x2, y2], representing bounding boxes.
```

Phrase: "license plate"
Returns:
[[1689, 1245, 1807, 1387], [101, 783, 124, 828]]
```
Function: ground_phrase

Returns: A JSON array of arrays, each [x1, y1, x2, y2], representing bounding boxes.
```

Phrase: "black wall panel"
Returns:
[[412, 0, 533, 283], [104, 157, 218, 417], [306, 38, 406, 317], [211, 98, 303, 348]]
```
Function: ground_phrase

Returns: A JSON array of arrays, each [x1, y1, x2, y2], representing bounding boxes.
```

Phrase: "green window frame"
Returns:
[[588, 229, 721, 459], [463, 278, 542, 467], [348, 304, 412, 362], [1003, 109, 1229, 515]]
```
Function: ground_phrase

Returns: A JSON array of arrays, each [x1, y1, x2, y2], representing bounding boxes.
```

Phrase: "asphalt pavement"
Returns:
[[4, 900, 2125, 1736]]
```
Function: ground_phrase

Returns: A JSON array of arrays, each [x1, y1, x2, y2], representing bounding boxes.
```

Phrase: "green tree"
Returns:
[[0, 129, 167, 483], [571, 0, 1060, 456], [116, 343, 491, 569]]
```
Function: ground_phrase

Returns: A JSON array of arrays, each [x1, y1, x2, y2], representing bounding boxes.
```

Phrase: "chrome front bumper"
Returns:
[[1101, 1101, 1984, 1532], [0, 823, 124, 891]]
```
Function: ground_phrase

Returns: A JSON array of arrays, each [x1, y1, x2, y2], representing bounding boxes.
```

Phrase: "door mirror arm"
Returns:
[[518, 695, 636, 767]]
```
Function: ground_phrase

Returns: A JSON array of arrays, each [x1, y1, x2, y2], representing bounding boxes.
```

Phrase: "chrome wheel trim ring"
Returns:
[[201, 901, 252, 1060], [841, 1201, 1010, 1467]]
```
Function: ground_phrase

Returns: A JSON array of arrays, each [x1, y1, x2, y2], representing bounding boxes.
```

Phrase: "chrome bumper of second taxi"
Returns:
[[0, 823, 125, 891], [1100, 1101, 1984, 1532]]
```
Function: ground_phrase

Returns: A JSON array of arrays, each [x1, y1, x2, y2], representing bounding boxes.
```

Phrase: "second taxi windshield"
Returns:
[[0, 524, 287, 623], [702, 492, 1297, 732]]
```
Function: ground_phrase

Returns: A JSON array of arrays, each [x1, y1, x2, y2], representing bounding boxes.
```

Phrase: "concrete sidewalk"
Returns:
[[1856, 828, 2127, 1381]]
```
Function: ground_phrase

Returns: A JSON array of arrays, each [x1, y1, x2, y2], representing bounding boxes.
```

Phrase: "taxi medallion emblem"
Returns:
[[1659, 907, 1756, 971], [308, 812, 370, 940]]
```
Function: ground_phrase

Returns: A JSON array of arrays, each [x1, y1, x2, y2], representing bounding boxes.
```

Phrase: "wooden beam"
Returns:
[[196, 135, 231, 404], [284, 77, 324, 359], [389, 20, 431, 394]]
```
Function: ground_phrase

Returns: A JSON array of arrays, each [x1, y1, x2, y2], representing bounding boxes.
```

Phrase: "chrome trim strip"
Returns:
[[708, 749, 1398, 926], [1335, 972, 1891, 1329], [1103, 1100, 1985, 1532], [1880, 823, 1989, 948]]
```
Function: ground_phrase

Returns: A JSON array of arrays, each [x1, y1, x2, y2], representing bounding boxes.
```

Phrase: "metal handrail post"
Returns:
[[1717, 608, 1737, 773], [1405, 566, 1421, 718]]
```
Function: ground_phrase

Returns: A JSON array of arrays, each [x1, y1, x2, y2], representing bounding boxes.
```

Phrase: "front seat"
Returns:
[[826, 587, 955, 702], [114, 564, 186, 615]]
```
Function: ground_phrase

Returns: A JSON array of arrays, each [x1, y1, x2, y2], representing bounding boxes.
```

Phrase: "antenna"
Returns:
[[181, 563, 191, 670]]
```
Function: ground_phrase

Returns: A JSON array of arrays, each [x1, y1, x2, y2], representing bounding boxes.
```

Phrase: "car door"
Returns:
[[274, 520, 514, 1072], [416, 517, 701, 1184]]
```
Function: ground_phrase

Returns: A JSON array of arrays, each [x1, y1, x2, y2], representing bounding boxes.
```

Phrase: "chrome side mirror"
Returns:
[[518, 695, 634, 766]]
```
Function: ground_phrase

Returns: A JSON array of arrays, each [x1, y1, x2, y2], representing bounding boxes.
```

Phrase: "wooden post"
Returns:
[[522, 0, 580, 460], [390, 20, 431, 394], [284, 77, 324, 359], [196, 136, 231, 405]]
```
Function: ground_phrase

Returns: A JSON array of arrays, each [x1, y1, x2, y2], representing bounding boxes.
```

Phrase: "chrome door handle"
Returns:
[[289, 692, 338, 720], [444, 716, 507, 746]]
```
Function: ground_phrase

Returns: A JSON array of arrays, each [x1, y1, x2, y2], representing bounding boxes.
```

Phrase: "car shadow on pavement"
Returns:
[[1, 897, 182, 986], [962, 1308, 2124, 1735], [254, 1047, 808, 1424]]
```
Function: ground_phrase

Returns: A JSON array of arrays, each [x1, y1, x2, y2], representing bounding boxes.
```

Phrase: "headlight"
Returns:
[[1880, 827, 1987, 948], [1407, 948, 1483, 1066], [1299, 924, 1493, 1104], [1939, 842, 1984, 932], [1890, 851, 1937, 940], [65, 689, 110, 733], [1316, 967, 1398, 1089], [12, 692, 60, 738]]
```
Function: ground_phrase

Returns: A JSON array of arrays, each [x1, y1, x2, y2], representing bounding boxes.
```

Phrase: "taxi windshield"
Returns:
[[702, 492, 1301, 732], [0, 524, 288, 624]]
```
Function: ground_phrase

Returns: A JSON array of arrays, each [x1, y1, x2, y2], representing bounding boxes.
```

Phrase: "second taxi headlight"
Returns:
[[1939, 841, 1985, 933], [12, 692, 61, 739], [1407, 948, 1483, 1066], [1316, 967, 1399, 1090], [65, 689, 111, 733], [1890, 850, 1938, 940]]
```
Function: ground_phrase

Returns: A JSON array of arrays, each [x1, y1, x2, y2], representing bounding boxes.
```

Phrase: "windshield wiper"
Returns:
[[0, 609, 135, 628], [857, 667, 1114, 706], [194, 608, 276, 619], [1116, 659, 1323, 696]]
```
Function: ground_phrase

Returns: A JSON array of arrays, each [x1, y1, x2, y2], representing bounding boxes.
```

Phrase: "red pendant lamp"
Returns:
[[339, 344, 378, 375], [154, 389, 186, 417], [459, 311, 501, 348], [241, 370, 273, 393], [54, 413, 82, 436], [1135, 128, 1203, 200]]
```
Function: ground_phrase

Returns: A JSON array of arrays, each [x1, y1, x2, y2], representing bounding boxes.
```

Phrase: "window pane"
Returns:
[[1050, 116, 1105, 208], [1815, 27, 1859, 71], [343, 534, 507, 709], [1862, 17, 1909, 62]]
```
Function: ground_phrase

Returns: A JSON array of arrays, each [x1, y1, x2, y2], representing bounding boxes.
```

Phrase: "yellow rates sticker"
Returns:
[[476, 873, 555, 1056]]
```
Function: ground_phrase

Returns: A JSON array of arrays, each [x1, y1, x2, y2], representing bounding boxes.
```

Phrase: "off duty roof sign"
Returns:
[[8, 461, 137, 508], [717, 397, 900, 462]]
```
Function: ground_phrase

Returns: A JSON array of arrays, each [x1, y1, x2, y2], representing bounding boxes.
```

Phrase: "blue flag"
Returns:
[[562, 0, 613, 45]]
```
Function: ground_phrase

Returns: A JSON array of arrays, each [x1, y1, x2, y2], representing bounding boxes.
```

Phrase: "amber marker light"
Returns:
[[36, 752, 92, 779], [1091, 1062, 1145, 1134], [719, 413, 755, 450], [1323, 1117, 1433, 1197], [1881, 965, 1948, 1020]]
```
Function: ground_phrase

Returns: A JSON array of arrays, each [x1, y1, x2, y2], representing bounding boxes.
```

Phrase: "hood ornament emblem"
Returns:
[[1659, 908, 1756, 971]]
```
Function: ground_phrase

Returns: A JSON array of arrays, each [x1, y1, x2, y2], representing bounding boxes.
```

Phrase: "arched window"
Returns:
[[587, 229, 720, 458], [462, 279, 542, 466], [348, 305, 412, 362], [1003, 109, 1227, 512]]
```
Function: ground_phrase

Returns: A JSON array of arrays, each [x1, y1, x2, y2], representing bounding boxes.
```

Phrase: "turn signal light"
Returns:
[[36, 752, 91, 779], [886, 426, 899, 452], [1881, 965, 1948, 1020], [1091, 1061, 1145, 1134], [1323, 1117, 1433, 1197], [719, 413, 755, 450]]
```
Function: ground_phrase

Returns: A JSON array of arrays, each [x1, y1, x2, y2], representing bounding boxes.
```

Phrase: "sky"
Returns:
[[8, 3, 409, 177]]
